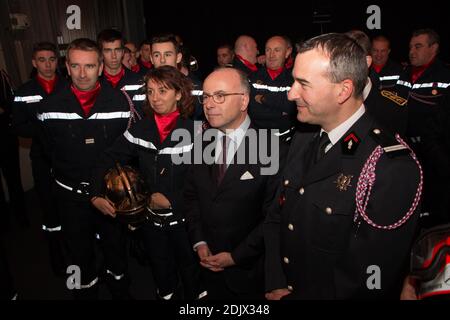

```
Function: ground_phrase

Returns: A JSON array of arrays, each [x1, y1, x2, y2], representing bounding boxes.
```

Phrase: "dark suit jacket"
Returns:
[[185, 125, 286, 295], [265, 112, 421, 299]]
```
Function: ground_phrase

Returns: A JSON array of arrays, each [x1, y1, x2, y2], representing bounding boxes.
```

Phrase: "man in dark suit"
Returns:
[[185, 67, 283, 299], [265, 33, 422, 300]]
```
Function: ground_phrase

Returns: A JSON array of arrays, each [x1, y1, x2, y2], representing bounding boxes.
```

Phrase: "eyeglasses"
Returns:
[[198, 92, 245, 104]]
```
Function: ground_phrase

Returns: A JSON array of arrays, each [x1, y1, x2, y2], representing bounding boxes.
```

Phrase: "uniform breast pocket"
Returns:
[[310, 200, 354, 253]]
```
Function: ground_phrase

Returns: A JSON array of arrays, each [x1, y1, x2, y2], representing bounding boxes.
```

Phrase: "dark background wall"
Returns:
[[144, 0, 448, 79]]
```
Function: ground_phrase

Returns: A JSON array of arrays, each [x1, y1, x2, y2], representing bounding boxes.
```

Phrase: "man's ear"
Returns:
[[337, 79, 354, 104], [98, 62, 104, 76], [286, 47, 293, 60], [431, 43, 439, 56], [32, 59, 37, 69], [366, 55, 373, 68], [176, 53, 182, 64], [241, 93, 250, 112]]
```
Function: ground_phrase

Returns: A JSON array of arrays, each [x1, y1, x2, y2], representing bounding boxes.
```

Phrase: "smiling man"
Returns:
[[248, 35, 298, 141], [265, 33, 422, 300], [394, 29, 450, 227]]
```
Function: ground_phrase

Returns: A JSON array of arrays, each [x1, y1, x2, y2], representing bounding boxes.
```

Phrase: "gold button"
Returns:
[[284, 180, 290, 186], [299, 188, 305, 195], [288, 224, 294, 231], [325, 207, 333, 215], [373, 129, 381, 135], [287, 285, 293, 291], [283, 257, 290, 264]]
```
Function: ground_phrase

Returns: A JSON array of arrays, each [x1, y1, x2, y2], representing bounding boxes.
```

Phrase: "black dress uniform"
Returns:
[[364, 79, 408, 136], [248, 67, 297, 141], [265, 112, 421, 299], [422, 88, 450, 225], [92, 115, 203, 300], [395, 59, 450, 226], [0, 69, 27, 227], [12, 75, 68, 274], [369, 59, 404, 90], [185, 122, 286, 299], [38, 83, 140, 299]]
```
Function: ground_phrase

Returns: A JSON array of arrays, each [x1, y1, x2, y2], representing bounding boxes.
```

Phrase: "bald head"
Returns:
[[265, 36, 291, 70], [234, 35, 258, 64], [203, 67, 250, 131]]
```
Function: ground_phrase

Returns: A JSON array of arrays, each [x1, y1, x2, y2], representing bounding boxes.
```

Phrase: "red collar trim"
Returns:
[[103, 67, 125, 88], [236, 54, 258, 72], [71, 82, 101, 117], [267, 67, 284, 80], [154, 110, 180, 143], [140, 59, 153, 69], [37, 75, 57, 95]]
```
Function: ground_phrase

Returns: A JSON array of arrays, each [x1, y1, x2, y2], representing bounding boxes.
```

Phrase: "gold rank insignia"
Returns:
[[334, 174, 353, 192], [381, 90, 407, 106]]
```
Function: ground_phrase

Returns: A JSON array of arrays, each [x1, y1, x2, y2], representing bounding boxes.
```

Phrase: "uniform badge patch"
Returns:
[[334, 174, 353, 192], [381, 90, 407, 106], [342, 132, 360, 155]]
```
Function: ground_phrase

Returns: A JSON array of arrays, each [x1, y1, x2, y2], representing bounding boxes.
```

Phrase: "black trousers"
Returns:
[[200, 268, 265, 300], [54, 186, 128, 298], [0, 240, 15, 300], [31, 155, 60, 230], [0, 134, 26, 222], [140, 223, 203, 299]]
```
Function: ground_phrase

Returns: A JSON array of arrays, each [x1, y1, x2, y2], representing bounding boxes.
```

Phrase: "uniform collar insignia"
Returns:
[[341, 131, 360, 155]]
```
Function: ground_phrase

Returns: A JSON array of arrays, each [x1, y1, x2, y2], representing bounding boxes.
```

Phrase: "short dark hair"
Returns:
[[97, 29, 124, 50], [150, 33, 180, 54], [66, 38, 102, 63], [139, 39, 152, 50], [217, 44, 233, 52], [297, 33, 368, 98], [32, 42, 58, 59], [143, 65, 194, 118], [412, 28, 440, 47], [345, 30, 371, 56]]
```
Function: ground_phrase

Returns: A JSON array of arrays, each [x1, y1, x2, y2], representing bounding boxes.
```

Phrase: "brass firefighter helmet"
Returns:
[[104, 163, 148, 224]]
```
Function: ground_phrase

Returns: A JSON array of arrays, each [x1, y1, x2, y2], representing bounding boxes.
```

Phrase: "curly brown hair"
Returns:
[[142, 66, 194, 119]]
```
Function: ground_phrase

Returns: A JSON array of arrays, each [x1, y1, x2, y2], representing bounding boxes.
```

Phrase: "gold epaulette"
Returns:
[[380, 90, 408, 106]]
